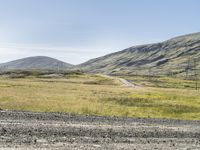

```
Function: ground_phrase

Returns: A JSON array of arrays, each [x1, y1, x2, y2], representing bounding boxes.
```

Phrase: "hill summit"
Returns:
[[0, 56, 73, 71]]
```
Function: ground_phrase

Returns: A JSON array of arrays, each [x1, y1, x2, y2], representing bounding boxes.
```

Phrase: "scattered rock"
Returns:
[[0, 110, 200, 149]]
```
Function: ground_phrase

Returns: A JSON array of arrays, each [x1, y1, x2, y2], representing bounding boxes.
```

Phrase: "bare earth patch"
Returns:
[[0, 111, 200, 149]]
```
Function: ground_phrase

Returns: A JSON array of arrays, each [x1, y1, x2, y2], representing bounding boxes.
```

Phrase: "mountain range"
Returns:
[[0, 32, 200, 76]]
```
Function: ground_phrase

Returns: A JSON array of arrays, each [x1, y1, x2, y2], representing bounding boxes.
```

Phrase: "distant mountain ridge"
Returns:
[[79, 32, 200, 76], [0, 56, 73, 71], [0, 32, 200, 76]]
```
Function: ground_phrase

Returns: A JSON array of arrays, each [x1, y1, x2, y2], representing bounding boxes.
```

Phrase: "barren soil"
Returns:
[[0, 110, 200, 149]]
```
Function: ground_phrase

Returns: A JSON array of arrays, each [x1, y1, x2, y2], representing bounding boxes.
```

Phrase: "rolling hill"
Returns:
[[0, 56, 73, 71], [79, 32, 200, 76], [0, 32, 200, 76]]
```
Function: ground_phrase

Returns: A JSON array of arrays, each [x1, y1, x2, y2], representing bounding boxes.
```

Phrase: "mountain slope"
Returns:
[[79, 32, 200, 76], [0, 56, 73, 71]]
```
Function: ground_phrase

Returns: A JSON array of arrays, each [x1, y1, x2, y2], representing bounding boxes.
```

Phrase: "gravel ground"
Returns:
[[0, 110, 200, 149]]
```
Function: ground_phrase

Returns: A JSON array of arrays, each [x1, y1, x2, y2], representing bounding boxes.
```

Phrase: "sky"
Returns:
[[0, 0, 200, 64]]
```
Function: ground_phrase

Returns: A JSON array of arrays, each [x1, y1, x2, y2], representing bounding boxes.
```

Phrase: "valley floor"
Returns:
[[0, 73, 200, 120], [0, 110, 200, 149]]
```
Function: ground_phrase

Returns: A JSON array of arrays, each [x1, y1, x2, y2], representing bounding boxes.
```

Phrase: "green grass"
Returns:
[[0, 74, 200, 120], [119, 75, 199, 89]]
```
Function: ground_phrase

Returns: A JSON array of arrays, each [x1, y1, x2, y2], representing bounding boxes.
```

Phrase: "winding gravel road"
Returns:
[[0, 111, 200, 149], [98, 74, 138, 88]]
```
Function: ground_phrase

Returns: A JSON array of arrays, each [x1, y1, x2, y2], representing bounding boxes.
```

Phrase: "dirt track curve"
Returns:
[[98, 74, 138, 88], [0, 111, 200, 149]]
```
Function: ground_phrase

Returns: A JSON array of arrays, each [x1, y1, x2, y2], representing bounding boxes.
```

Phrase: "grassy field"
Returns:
[[0, 73, 200, 120], [119, 75, 199, 89]]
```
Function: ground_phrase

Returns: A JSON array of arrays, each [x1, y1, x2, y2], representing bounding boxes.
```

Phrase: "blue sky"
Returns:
[[0, 0, 200, 64]]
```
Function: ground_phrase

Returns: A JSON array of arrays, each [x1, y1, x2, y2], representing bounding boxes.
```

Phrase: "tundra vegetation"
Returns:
[[0, 70, 199, 120]]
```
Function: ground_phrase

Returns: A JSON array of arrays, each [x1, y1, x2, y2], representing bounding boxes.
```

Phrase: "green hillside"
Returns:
[[79, 32, 200, 77]]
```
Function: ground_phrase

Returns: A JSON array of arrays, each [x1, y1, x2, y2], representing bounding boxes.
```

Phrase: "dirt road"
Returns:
[[0, 111, 200, 149], [98, 74, 138, 88]]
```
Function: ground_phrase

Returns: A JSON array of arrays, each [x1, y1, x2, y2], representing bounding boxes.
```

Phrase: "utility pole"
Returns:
[[185, 58, 190, 79], [148, 67, 152, 81], [193, 59, 198, 90], [185, 58, 195, 80]]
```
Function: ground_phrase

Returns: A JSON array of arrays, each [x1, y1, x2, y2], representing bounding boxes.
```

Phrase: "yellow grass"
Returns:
[[0, 74, 200, 120]]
